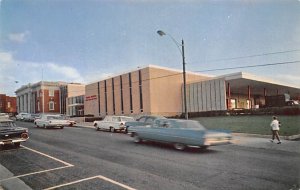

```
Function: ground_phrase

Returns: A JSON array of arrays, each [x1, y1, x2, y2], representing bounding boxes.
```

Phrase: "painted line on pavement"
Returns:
[[43, 175, 136, 190], [0, 145, 74, 182], [0, 166, 73, 182], [21, 145, 73, 167]]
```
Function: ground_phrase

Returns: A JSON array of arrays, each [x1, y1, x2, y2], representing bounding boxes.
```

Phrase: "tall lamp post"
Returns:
[[157, 30, 188, 120]]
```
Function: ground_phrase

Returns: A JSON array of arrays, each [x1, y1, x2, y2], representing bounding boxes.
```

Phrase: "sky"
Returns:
[[1, 0, 300, 96]]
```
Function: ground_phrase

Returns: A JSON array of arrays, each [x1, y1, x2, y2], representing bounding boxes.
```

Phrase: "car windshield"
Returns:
[[0, 121, 16, 128], [169, 120, 206, 130]]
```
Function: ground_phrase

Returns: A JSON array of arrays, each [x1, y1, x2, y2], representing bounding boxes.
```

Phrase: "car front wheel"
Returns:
[[174, 143, 186, 151], [110, 127, 115, 133]]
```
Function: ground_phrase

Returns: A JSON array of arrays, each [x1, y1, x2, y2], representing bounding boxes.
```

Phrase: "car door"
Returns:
[[142, 119, 167, 142], [101, 116, 110, 130]]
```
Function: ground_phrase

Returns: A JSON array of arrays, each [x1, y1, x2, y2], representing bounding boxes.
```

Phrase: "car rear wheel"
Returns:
[[174, 143, 186, 151], [133, 134, 142, 143], [60, 126, 64, 129]]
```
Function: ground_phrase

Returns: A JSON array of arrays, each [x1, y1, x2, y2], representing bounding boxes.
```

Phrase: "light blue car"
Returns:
[[128, 119, 232, 150]]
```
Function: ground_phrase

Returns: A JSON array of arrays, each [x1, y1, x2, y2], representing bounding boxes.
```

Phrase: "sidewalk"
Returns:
[[231, 135, 300, 153], [0, 164, 32, 190]]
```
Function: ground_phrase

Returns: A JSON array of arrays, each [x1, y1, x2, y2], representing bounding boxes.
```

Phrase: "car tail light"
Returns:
[[21, 133, 29, 139]]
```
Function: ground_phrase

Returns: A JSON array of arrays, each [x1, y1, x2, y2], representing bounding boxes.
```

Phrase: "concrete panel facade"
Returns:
[[84, 65, 211, 117], [187, 78, 227, 112]]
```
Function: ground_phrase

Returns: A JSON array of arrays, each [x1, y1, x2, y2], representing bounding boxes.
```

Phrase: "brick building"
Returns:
[[0, 94, 17, 114], [15, 81, 84, 115]]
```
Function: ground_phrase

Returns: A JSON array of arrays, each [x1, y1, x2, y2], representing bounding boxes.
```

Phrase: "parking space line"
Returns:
[[0, 145, 74, 182], [21, 145, 73, 167], [43, 175, 136, 190], [0, 165, 73, 182], [98, 175, 136, 190]]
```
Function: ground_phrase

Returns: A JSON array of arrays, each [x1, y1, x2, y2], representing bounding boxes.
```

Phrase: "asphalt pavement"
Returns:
[[0, 121, 299, 190]]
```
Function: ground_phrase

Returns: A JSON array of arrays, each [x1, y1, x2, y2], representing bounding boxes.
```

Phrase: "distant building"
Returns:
[[15, 82, 85, 114], [85, 65, 300, 118], [84, 65, 211, 117], [60, 84, 85, 116], [0, 94, 17, 114], [185, 72, 300, 113]]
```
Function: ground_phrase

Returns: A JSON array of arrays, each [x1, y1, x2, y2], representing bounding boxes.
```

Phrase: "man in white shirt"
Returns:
[[270, 116, 281, 144]]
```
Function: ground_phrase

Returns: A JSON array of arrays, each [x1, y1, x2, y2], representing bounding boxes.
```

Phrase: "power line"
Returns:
[[189, 49, 300, 64], [195, 60, 300, 72]]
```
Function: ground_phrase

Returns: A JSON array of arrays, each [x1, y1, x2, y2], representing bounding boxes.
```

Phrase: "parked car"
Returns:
[[0, 117, 29, 148], [34, 114, 70, 129], [128, 118, 232, 151], [16, 113, 30, 121], [125, 115, 166, 133], [60, 115, 76, 127], [93, 116, 135, 133], [0, 113, 9, 119]]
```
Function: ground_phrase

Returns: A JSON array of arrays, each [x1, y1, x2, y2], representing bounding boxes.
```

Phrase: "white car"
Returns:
[[93, 116, 135, 133], [16, 113, 30, 121], [34, 114, 70, 129]]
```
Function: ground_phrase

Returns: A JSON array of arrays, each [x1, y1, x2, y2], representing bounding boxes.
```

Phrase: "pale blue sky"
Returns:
[[1, 0, 300, 96]]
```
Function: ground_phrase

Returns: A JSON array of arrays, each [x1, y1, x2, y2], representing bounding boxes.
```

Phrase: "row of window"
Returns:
[[37, 89, 55, 97], [37, 101, 55, 111], [67, 96, 84, 105], [97, 70, 144, 115]]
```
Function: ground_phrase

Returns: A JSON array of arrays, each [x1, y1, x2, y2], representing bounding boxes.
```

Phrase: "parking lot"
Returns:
[[1, 121, 299, 190]]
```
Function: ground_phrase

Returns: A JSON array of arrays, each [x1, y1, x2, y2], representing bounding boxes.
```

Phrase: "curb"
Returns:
[[232, 133, 300, 140]]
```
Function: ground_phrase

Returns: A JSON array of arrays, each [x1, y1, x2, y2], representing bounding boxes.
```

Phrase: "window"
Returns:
[[137, 117, 146, 122], [120, 76, 124, 114], [49, 89, 54, 97], [129, 73, 133, 113], [7, 102, 11, 108], [104, 80, 108, 114], [37, 101, 40, 111], [246, 100, 251, 109], [139, 70, 143, 112], [230, 99, 237, 109], [49, 101, 54, 110], [97, 82, 101, 115], [112, 78, 115, 115]]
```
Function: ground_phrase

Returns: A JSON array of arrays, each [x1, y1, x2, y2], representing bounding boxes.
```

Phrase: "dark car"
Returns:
[[125, 115, 166, 133], [0, 118, 29, 148]]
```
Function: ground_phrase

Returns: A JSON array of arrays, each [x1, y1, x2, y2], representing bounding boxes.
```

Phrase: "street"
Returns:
[[1, 121, 299, 190]]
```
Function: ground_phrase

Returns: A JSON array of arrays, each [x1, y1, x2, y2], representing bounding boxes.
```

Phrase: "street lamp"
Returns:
[[157, 30, 188, 120]]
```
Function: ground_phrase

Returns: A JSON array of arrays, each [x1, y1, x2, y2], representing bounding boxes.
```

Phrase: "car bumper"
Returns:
[[203, 139, 232, 146], [47, 124, 66, 127], [0, 138, 28, 145]]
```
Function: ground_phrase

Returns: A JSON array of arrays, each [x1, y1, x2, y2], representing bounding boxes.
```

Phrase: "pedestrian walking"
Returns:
[[270, 116, 281, 144]]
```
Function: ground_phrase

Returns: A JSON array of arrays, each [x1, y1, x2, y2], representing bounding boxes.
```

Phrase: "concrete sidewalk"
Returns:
[[0, 164, 32, 190], [231, 135, 300, 154]]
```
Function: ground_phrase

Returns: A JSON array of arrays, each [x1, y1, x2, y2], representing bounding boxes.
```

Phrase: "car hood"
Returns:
[[0, 127, 27, 132]]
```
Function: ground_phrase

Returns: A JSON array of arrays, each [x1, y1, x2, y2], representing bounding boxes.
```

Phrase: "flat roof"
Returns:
[[87, 64, 213, 85]]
